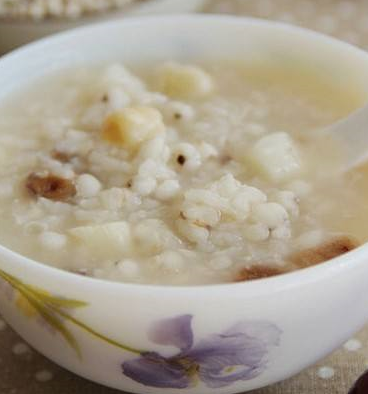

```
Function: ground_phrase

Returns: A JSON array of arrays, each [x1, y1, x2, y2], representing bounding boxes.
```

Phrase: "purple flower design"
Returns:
[[122, 315, 281, 389]]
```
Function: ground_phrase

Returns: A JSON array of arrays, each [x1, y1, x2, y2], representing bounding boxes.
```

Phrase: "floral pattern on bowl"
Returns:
[[0, 268, 281, 389], [123, 314, 282, 388]]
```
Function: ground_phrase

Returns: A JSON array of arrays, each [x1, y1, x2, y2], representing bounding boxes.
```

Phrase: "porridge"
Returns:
[[0, 61, 366, 285]]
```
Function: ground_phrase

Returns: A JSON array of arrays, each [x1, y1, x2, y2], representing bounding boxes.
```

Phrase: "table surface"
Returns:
[[2, 0, 368, 393]]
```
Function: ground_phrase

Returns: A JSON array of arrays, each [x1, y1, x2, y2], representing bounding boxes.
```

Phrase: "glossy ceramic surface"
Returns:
[[1, 16, 368, 393]]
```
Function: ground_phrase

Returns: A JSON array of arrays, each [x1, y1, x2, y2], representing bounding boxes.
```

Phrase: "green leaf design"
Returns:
[[34, 292, 89, 309], [0, 269, 82, 356], [22, 290, 82, 357], [0, 268, 143, 357]]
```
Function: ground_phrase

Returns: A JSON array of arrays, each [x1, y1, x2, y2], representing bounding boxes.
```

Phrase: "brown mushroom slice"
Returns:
[[26, 173, 76, 201], [235, 265, 285, 282], [51, 150, 71, 163], [290, 235, 359, 269]]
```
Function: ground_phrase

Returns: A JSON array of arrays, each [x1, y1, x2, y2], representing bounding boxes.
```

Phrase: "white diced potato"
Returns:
[[158, 63, 214, 99], [69, 221, 132, 255], [133, 219, 180, 255], [249, 132, 302, 182], [102, 107, 165, 151]]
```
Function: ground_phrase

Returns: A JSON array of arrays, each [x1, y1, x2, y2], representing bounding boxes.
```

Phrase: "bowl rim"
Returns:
[[1, 13, 368, 295]]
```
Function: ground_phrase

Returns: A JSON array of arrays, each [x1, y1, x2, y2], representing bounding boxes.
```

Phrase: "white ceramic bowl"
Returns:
[[0, 0, 208, 54], [1, 15, 368, 394]]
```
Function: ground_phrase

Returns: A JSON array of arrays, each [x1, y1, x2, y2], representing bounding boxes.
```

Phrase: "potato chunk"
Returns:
[[102, 107, 165, 151], [69, 221, 132, 256], [249, 132, 302, 182], [158, 62, 214, 99]]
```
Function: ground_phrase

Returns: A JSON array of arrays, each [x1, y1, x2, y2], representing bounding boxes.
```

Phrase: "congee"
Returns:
[[0, 62, 366, 285]]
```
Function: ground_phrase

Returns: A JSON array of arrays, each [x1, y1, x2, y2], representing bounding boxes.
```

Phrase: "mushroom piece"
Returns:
[[26, 173, 76, 201], [290, 236, 358, 268], [235, 265, 285, 281]]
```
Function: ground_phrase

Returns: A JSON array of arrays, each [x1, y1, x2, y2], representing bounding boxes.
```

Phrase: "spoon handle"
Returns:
[[325, 105, 368, 169]]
